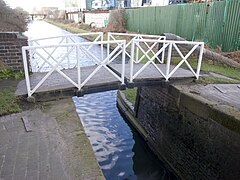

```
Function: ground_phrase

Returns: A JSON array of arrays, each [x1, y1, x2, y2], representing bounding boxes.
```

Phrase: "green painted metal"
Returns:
[[222, 0, 240, 51], [124, 1, 240, 52]]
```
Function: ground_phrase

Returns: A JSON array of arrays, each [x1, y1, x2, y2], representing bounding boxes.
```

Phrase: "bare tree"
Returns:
[[0, 0, 28, 32]]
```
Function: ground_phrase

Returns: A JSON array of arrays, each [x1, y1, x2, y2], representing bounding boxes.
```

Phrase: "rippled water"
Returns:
[[73, 91, 177, 180]]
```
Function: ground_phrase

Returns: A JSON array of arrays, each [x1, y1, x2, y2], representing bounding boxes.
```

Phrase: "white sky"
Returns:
[[4, 0, 65, 12]]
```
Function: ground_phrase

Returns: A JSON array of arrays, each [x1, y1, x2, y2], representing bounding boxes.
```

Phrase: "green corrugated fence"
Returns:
[[123, 0, 240, 52]]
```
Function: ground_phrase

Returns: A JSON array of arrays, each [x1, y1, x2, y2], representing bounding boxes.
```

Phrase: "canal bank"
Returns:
[[0, 97, 105, 179], [117, 82, 240, 179]]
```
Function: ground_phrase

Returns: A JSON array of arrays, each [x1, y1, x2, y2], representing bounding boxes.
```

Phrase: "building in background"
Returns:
[[65, 0, 86, 12], [64, 0, 171, 27], [64, 0, 165, 11], [151, 0, 169, 6]]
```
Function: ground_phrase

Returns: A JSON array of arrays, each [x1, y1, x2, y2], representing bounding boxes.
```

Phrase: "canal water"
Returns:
[[25, 20, 177, 180]]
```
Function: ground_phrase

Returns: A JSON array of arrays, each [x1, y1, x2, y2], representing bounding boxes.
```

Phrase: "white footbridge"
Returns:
[[15, 32, 204, 99]]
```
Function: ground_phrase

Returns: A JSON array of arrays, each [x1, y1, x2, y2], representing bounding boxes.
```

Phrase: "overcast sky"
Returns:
[[4, 0, 65, 12]]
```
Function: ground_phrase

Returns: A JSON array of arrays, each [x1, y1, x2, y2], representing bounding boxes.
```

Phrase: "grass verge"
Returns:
[[0, 69, 24, 80], [0, 88, 21, 116], [0, 67, 24, 116], [46, 21, 89, 34], [46, 20, 102, 41], [125, 88, 137, 105], [171, 57, 240, 82], [197, 76, 239, 84], [200, 62, 240, 81]]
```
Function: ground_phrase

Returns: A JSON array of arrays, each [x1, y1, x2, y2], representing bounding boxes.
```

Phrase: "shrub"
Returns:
[[107, 10, 126, 33]]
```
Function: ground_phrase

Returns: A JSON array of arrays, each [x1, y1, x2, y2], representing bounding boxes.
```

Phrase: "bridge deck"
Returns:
[[15, 64, 195, 96]]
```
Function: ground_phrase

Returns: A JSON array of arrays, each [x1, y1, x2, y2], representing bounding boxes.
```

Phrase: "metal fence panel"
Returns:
[[155, 5, 178, 35], [125, 9, 136, 32], [222, 0, 240, 51], [204, 1, 225, 49], [124, 1, 239, 52]]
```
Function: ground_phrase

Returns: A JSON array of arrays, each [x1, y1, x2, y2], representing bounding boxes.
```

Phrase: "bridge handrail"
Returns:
[[28, 32, 104, 71], [28, 32, 104, 42], [22, 32, 205, 98], [108, 32, 166, 38], [22, 40, 126, 97], [132, 39, 204, 45], [130, 39, 204, 82], [107, 32, 166, 63], [23, 40, 125, 49]]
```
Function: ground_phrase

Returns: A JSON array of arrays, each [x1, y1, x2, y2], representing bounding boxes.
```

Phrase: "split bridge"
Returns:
[[15, 32, 204, 100]]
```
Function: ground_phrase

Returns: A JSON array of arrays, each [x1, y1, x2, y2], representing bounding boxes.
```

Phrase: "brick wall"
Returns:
[[135, 84, 240, 179], [0, 32, 28, 71]]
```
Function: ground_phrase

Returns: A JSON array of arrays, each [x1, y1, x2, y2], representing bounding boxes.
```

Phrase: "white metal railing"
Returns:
[[129, 39, 204, 82], [22, 40, 126, 97], [107, 32, 166, 63], [22, 32, 204, 97], [28, 32, 104, 72], [29, 32, 104, 45]]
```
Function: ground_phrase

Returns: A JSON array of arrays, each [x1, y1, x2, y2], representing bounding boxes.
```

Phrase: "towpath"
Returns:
[[0, 98, 105, 180]]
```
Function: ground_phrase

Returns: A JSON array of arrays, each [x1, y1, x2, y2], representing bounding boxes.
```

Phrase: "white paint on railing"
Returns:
[[107, 32, 166, 63], [22, 39, 126, 97], [22, 32, 204, 97], [129, 39, 204, 82], [28, 32, 104, 43], [28, 32, 104, 72]]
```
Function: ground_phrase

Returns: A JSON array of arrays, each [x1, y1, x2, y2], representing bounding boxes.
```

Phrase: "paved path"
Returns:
[[0, 98, 105, 180], [189, 84, 240, 109], [15, 64, 195, 97]]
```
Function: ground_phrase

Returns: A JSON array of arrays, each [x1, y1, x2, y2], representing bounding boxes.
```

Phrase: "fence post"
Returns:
[[66, 37, 70, 68], [136, 36, 139, 63], [130, 40, 135, 83], [121, 41, 126, 85], [22, 48, 32, 97], [77, 45, 81, 90], [166, 43, 172, 81], [196, 43, 204, 79], [161, 37, 166, 63], [101, 33, 104, 61], [28, 40, 34, 72], [107, 33, 110, 60]]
